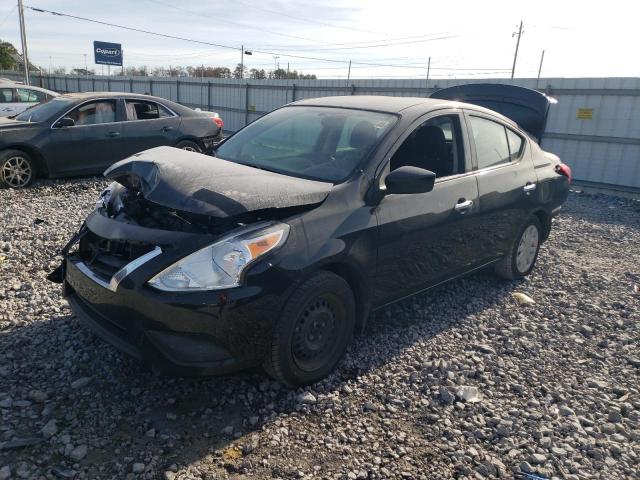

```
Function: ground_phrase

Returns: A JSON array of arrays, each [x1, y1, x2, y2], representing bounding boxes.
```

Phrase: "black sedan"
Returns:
[[0, 92, 222, 188], [51, 87, 571, 386]]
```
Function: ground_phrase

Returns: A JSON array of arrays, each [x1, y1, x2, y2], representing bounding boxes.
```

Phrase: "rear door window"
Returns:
[[125, 100, 173, 120], [469, 116, 510, 169], [506, 128, 524, 160], [16, 88, 47, 103]]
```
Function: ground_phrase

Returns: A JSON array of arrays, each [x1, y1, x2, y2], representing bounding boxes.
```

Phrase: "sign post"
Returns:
[[93, 41, 123, 68]]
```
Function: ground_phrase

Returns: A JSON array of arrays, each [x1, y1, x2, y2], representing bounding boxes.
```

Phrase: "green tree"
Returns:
[[0, 40, 20, 70], [249, 68, 266, 79], [232, 63, 247, 79]]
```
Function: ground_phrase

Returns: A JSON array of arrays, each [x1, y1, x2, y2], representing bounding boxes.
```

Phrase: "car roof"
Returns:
[[0, 82, 57, 94], [59, 91, 168, 101], [290, 95, 518, 127]]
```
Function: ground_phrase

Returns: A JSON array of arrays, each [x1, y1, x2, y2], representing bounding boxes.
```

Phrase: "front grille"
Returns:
[[78, 231, 155, 281]]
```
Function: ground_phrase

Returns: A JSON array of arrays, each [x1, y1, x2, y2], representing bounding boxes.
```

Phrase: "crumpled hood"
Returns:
[[104, 146, 333, 218]]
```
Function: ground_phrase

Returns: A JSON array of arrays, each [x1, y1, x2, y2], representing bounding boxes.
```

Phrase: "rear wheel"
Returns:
[[264, 271, 356, 387], [494, 216, 542, 280], [175, 140, 201, 153], [0, 150, 35, 189]]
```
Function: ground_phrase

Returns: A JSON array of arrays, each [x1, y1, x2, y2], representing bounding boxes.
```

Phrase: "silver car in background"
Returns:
[[0, 82, 59, 117]]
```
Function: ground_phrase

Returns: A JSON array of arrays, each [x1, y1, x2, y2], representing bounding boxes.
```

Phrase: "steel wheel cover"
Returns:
[[292, 294, 344, 372], [516, 224, 539, 273], [1, 156, 32, 188]]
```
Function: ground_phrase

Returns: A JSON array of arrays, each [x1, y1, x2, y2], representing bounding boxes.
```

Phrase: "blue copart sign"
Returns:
[[94, 41, 123, 66]]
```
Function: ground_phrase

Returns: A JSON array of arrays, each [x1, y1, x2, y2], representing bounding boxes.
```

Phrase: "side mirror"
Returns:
[[384, 166, 436, 195], [53, 117, 75, 128]]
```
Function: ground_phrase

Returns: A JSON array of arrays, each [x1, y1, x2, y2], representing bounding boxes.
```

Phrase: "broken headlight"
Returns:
[[148, 222, 289, 292]]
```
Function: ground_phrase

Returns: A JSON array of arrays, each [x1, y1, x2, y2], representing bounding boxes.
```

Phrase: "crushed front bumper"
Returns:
[[59, 212, 292, 376]]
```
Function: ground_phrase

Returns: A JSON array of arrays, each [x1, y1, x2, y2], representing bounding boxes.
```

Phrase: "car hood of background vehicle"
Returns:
[[104, 146, 333, 218]]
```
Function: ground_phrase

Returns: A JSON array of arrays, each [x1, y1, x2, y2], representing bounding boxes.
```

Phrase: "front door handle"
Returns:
[[161, 126, 173, 132], [106, 131, 120, 137], [454, 199, 474, 213], [523, 183, 537, 193]]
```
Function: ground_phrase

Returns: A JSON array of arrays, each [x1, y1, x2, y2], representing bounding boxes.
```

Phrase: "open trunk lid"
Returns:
[[430, 83, 555, 140], [104, 146, 332, 218]]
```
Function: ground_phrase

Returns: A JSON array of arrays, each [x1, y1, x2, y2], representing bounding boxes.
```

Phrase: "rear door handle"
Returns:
[[106, 131, 120, 137], [454, 199, 474, 213], [161, 126, 173, 132], [523, 183, 537, 193]]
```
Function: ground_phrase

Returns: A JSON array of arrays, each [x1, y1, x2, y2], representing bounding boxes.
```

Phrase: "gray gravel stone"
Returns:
[[1, 182, 638, 479]]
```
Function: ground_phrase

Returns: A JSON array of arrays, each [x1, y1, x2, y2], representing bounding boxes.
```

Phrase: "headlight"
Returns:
[[148, 222, 289, 292]]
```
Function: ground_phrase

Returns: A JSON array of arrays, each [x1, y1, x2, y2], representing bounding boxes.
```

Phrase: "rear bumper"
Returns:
[[63, 253, 290, 376]]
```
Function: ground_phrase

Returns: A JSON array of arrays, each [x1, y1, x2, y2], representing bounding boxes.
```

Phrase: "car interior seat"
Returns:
[[391, 125, 450, 177], [349, 121, 378, 151]]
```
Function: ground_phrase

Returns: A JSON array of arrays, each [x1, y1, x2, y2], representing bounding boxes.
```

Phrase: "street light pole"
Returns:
[[426, 56, 431, 92], [536, 49, 545, 88], [511, 20, 524, 79], [17, 0, 30, 85]]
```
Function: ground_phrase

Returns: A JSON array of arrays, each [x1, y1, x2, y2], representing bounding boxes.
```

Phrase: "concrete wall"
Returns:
[[3, 71, 639, 190]]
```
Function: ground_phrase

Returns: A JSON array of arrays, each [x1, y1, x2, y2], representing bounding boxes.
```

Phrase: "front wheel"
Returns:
[[0, 149, 35, 189], [264, 271, 356, 387], [174, 140, 202, 152], [494, 216, 542, 280]]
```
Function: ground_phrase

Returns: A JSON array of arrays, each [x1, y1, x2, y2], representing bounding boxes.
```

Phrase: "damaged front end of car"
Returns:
[[48, 146, 332, 375]]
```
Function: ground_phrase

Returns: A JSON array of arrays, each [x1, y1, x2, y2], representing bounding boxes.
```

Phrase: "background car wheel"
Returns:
[[264, 271, 356, 387], [0, 150, 35, 189], [494, 215, 542, 280], [175, 140, 202, 152]]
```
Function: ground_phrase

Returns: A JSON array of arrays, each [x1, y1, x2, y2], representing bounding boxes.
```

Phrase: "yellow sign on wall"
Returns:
[[577, 108, 594, 120]]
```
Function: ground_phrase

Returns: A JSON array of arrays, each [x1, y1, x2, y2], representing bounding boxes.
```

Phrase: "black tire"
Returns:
[[174, 140, 202, 153], [494, 215, 542, 280], [0, 149, 36, 189], [264, 271, 356, 387]]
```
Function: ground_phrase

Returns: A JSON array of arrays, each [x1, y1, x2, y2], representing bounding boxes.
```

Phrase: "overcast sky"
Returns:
[[1, 0, 638, 79]]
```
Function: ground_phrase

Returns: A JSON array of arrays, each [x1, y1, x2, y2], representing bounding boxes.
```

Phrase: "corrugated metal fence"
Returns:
[[3, 71, 640, 191]]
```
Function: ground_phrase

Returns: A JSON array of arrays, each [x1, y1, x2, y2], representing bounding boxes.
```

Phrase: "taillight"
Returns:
[[212, 116, 224, 129], [555, 163, 572, 184]]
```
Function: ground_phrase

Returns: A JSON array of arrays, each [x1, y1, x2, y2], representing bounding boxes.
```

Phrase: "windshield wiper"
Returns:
[[239, 162, 281, 174]]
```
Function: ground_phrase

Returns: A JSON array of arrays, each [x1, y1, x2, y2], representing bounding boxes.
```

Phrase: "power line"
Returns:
[[0, 4, 17, 29], [24, 6, 511, 74], [143, 0, 343, 46], [145, 0, 466, 51], [223, 0, 395, 36]]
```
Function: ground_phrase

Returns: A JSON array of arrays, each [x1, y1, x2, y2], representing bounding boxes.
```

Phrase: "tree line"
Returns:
[[56, 63, 316, 80], [1, 38, 317, 80]]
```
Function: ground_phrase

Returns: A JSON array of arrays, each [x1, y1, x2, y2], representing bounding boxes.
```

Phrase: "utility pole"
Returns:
[[240, 44, 244, 79], [84, 54, 88, 78], [346, 60, 352, 87], [17, 0, 30, 85], [287, 62, 290, 78], [536, 49, 545, 87], [273, 56, 279, 75], [511, 20, 524, 79], [426, 56, 431, 92]]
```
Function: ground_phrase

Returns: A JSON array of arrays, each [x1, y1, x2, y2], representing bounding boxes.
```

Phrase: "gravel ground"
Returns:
[[0, 178, 639, 480]]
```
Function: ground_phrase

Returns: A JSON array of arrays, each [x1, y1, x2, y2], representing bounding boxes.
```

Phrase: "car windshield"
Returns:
[[215, 106, 397, 183], [14, 97, 73, 123]]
